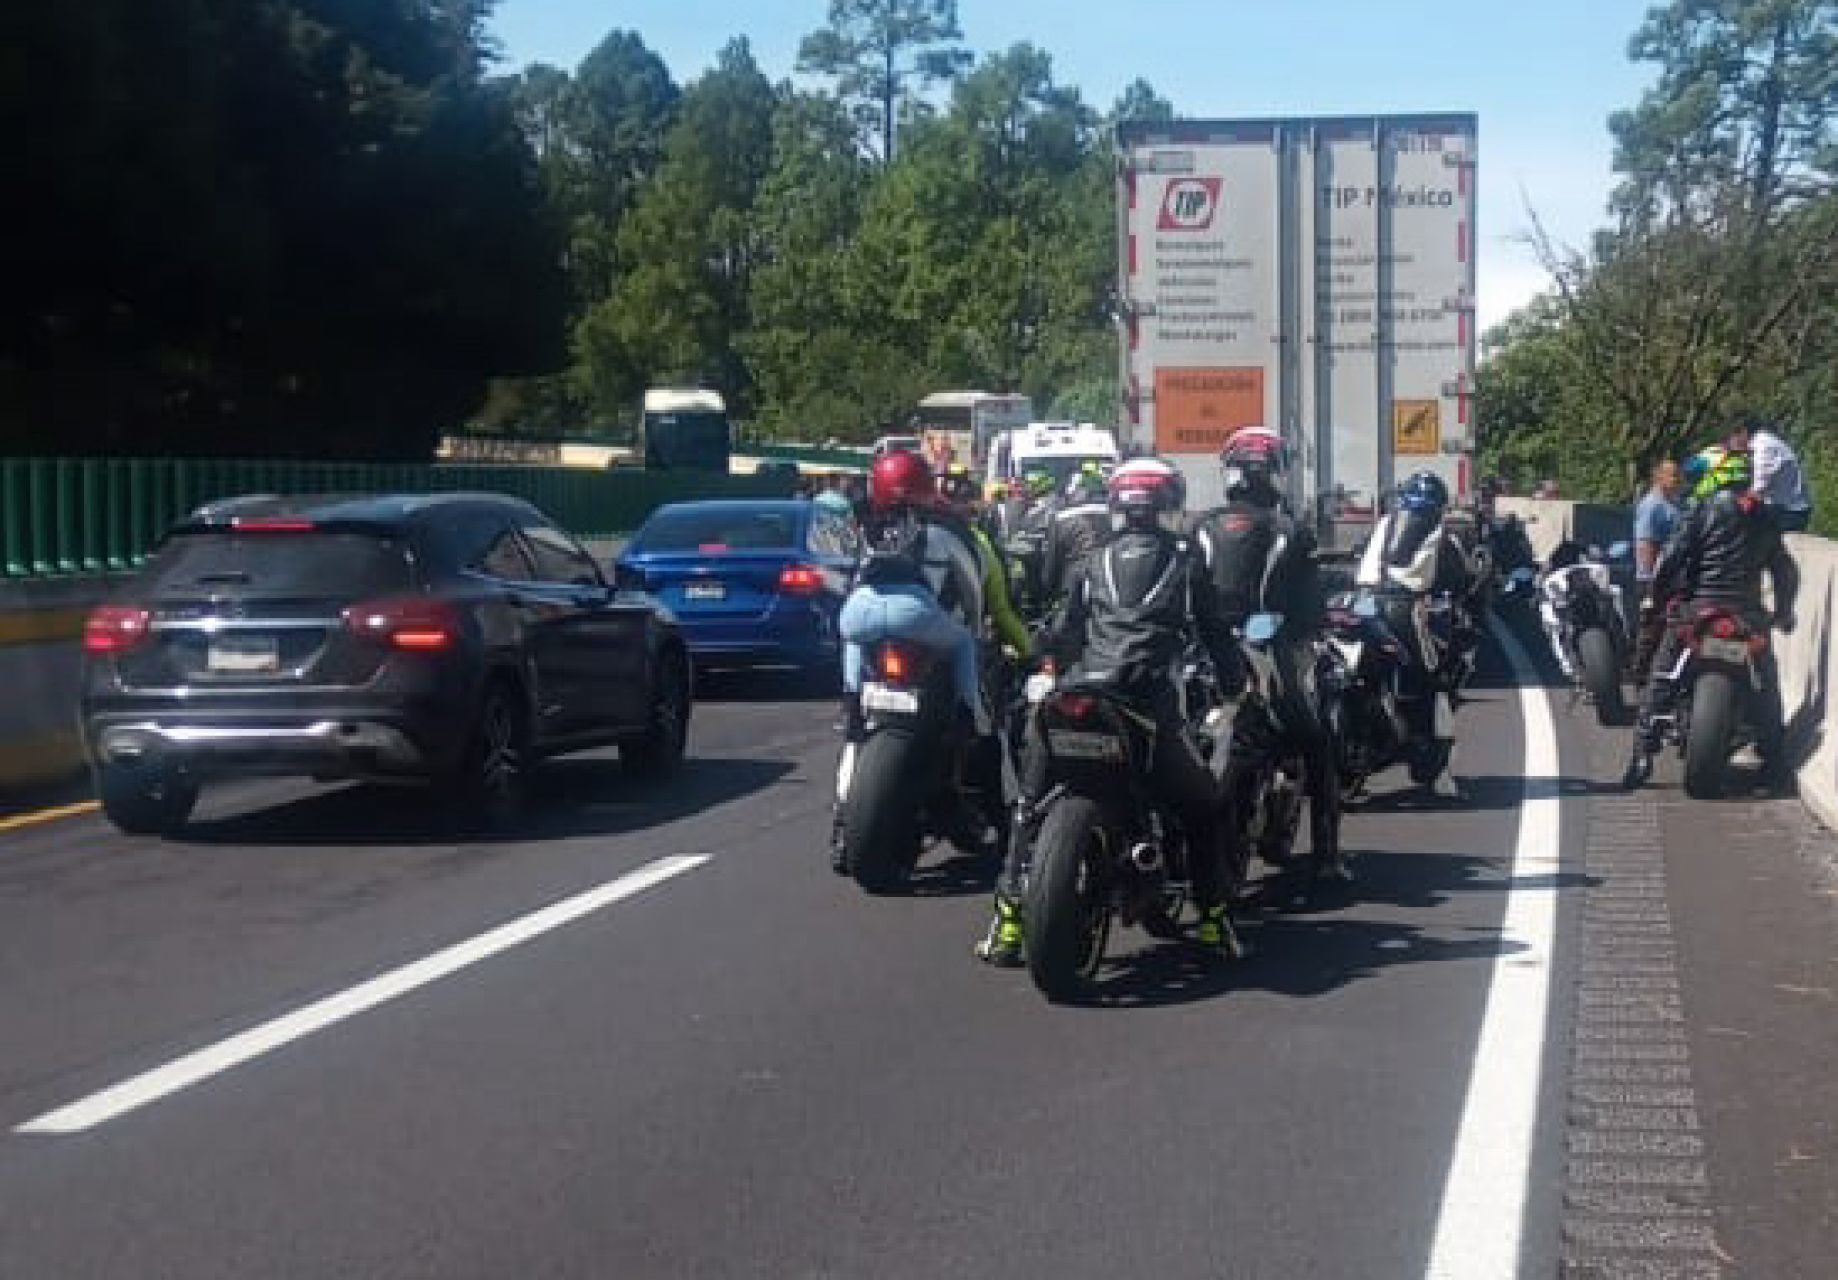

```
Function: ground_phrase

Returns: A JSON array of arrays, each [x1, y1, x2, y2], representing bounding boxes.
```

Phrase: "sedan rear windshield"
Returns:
[[143, 530, 415, 597], [635, 509, 800, 553]]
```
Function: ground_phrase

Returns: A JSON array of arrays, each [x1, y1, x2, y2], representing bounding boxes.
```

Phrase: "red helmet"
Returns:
[[868, 449, 939, 513]]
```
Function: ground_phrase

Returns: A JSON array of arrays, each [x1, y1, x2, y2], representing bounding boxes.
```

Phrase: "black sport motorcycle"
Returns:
[[1319, 590, 1457, 797], [1022, 679, 1198, 1002], [1624, 603, 1778, 799], [1217, 613, 1306, 890]]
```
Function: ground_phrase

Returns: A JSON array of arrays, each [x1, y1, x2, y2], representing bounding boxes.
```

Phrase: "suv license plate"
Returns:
[[1048, 730, 1125, 762], [862, 683, 919, 714], [208, 636, 281, 673], [1699, 636, 1749, 664]]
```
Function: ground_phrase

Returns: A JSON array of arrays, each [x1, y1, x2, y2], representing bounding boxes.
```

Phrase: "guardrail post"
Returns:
[[80, 459, 104, 572], [105, 460, 127, 570], [2, 460, 26, 577], [54, 459, 79, 574]]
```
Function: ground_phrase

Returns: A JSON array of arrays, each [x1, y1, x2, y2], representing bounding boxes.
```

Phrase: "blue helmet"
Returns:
[[1397, 470, 1450, 516]]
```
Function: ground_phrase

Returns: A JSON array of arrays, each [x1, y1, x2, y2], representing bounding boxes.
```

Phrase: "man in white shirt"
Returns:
[[1729, 415, 1813, 532]]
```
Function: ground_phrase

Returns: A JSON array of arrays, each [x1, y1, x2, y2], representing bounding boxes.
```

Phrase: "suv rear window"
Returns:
[[635, 508, 800, 553], [143, 531, 415, 598]]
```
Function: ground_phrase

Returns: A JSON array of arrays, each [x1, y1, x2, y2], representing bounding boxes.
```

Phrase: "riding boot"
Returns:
[[975, 885, 1026, 967]]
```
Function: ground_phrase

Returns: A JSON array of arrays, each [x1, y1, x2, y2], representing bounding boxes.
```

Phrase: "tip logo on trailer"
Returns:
[[1158, 177, 1222, 231]]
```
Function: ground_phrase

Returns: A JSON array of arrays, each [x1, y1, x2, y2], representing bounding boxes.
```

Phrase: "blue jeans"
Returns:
[[840, 584, 983, 728]]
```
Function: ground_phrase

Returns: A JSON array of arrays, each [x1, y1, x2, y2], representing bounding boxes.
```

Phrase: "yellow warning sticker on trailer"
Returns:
[[1393, 400, 1440, 456]]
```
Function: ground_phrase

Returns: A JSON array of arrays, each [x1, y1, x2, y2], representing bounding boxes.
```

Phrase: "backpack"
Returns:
[[858, 510, 937, 588]]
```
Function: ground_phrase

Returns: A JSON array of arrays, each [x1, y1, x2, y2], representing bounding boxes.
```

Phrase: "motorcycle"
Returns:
[[1022, 678, 1198, 1002], [1217, 613, 1306, 889], [1319, 590, 1456, 798], [834, 638, 1005, 894], [1623, 603, 1777, 799], [1536, 542, 1633, 726]]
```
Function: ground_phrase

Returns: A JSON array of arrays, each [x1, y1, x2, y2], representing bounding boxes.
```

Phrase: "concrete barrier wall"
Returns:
[[1496, 497, 1635, 564], [1772, 534, 1838, 829]]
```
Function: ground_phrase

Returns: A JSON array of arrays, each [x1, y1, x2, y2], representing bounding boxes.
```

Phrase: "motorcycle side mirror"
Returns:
[[1245, 612, 1284, 645], [1607, 540, 1632, 562]]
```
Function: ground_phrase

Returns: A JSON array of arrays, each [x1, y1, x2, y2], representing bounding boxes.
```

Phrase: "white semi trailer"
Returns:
[[1116, 114, 1478, 547]]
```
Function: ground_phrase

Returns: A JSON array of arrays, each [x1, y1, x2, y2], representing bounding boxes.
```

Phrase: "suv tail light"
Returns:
[[344, 597, 462, 652], [777, 565, 824, 595], [84, 605, 153, 655]]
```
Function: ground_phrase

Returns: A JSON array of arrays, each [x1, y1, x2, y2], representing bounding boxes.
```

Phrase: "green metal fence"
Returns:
[[0, 457, 794, 579]]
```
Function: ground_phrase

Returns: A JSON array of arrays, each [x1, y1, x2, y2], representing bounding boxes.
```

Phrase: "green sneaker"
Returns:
[[1195, 906, 1245, 962], [975, 894, 1026, 968]]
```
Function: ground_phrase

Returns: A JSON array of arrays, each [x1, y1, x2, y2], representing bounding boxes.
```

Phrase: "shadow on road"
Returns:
[[905, 849, 998, 898], [1083, 918, 1528, 1009], [1070, 839, 1585, 1009], [1351, 773, 1614, 815], [694, 668, 840, 705], [179, 756, 795, 848]]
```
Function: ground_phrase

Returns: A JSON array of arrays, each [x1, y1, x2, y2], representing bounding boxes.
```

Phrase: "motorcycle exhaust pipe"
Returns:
[[1130, 842, 1162, 873]]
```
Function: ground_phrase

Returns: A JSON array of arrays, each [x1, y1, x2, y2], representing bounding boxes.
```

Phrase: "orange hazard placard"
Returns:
[[1393, 400, 1440, 456], [1154, 368, 1266, 455]]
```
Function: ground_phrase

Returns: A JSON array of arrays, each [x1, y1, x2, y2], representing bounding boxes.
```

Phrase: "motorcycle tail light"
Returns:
[[879, 643, 925, 686], [1710, 615, 1740, 639], [1052, 693, 1097, 721]]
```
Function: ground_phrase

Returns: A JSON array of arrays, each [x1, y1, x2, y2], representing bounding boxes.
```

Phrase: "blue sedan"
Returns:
[[617, 500, 859, 676]]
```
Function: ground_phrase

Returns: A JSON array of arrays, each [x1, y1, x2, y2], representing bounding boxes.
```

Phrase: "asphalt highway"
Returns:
[[0, 639, 1823, 1279]]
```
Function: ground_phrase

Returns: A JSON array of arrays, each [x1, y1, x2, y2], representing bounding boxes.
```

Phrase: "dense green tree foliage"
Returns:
[[1482, 0, 1838, 531], [8, 2, 1175, 454], [492, 26, 1155, 444], [3, 0, 564, 458]]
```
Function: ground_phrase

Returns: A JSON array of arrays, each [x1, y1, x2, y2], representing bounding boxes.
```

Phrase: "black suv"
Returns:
[[80, 493, 691, 835]]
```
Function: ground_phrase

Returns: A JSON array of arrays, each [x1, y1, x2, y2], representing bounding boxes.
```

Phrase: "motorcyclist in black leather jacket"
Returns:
[[1627, 448, 1799, 787], [1038, 467, 1113, 610], [1354, 470, 1476, 798], [976, 457, 1244, 967], [1192, 427, 1347, 885]]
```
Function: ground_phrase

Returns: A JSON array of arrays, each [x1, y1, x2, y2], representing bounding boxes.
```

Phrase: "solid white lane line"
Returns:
[[1424, 622, 1563, 1279], [17, 854, 710, 1136]]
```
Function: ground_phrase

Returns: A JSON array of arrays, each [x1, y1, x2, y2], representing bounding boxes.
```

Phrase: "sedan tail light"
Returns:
[[344, 597, 462, 652], [84, 605, 153, 655], [777, 564, 824, 596]]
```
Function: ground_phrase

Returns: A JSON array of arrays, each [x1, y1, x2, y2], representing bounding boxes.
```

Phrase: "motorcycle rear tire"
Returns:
[[1578, 627, 1629, 726], [843, 728, 926, 895], [1683, 669, 1739, 800], [1026, 795, 1112, 1003]]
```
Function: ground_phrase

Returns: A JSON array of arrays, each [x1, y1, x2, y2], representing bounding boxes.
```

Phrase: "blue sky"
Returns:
[[490, 0, 1656, 330]]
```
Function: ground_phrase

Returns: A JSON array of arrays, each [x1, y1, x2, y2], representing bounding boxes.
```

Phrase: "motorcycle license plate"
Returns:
[[1699, 637, 1748, 664], [861, 682, 920, 714], [1048, 730, 1125, 762]]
